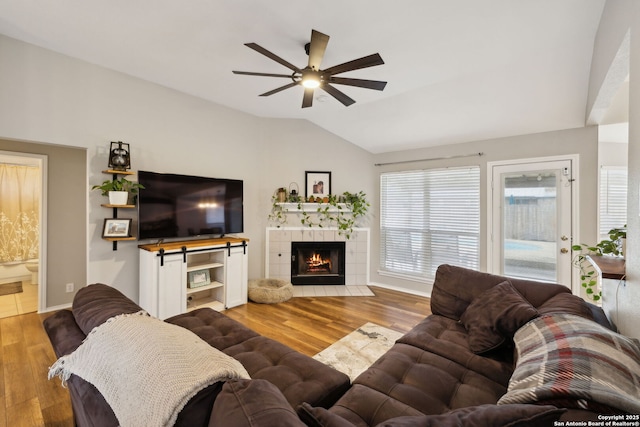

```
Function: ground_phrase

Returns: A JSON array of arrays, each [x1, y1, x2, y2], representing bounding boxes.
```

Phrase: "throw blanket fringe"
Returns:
[[48, 310, 250, 427]]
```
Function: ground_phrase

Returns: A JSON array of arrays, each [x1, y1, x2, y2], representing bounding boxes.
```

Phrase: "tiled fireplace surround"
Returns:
[[266, 227, 370, 286]]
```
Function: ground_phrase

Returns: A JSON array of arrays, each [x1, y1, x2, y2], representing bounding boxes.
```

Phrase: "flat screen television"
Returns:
[[137, 171, 243, 241]]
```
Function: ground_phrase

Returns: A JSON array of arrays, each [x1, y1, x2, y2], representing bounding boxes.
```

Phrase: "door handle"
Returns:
[[561, 235, 569, 241], [560, 248, 569, 254]]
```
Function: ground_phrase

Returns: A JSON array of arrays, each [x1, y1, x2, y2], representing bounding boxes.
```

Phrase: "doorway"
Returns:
[[488, 156, 577, 289], [0, 151, 47, 317]]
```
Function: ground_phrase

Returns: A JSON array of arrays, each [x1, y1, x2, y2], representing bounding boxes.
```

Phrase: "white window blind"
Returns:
[[380, 166, 480, 280], [599, 166, 627, 239]]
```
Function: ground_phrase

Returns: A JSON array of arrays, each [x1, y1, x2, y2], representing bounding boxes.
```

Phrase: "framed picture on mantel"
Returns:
[[306, 171, 331, 199]]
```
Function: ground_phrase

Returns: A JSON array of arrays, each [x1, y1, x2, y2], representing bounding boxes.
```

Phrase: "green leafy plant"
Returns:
[[92, 177, 145, 197], [268, 191, 370, 239], [571, 226, 626, 301]]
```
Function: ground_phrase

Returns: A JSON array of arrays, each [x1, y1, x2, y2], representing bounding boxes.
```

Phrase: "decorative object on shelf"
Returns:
[[188, 269, 211, 288], [571, 226, 626, 301], [108, 141, 131, 171], [268, 191, 369, 239], [276, 187, 287, 203], [92, 176, 145, 205], [288, 182, 300, 202], [102, 218, 132, 238], [305, 171, 331, 198]]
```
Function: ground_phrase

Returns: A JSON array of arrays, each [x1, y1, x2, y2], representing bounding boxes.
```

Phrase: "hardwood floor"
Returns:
[[5, 286, 430, 426]]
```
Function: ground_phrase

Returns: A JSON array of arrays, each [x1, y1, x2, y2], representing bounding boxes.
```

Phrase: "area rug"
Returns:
[[0, 281, 23, 296], [313, 322, 403, 381]]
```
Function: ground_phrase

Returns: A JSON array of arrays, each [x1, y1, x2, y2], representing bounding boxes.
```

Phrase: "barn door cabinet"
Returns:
[[139, 237, 248, 319]]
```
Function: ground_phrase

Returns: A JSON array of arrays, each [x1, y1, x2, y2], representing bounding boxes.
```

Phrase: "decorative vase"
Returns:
[[108, 191, 129, 205], [277, 189, 287, 203]]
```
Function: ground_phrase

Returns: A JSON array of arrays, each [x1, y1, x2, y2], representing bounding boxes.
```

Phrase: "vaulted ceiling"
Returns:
[[0, 1, 607, 153]]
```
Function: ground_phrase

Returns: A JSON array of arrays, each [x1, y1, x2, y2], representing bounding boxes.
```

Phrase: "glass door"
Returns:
[[490, 159, 573, 286]]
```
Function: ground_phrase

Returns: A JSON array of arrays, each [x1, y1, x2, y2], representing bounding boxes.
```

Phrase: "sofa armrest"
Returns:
[[209, 379, 306, 426], [42, 309, 86, 357]]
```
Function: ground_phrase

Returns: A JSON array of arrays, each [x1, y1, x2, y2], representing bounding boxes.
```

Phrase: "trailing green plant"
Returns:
[[571, 226, 626, 301], [268, 191, 370, 239], [92, 177, 145, 196], [268, 193, 287, 225]]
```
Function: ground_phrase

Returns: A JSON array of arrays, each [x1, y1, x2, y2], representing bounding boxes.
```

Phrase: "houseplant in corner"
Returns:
[[92, 177, 145, 205], [571, 226, 626, 301]]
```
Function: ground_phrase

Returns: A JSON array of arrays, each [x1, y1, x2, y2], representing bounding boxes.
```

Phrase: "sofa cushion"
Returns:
[[430, 264, 575, 321], [167, 308, 351, 410], [499, 313, 640, 414], [460, 281, 539, 354], [298, 403, 359, 427], [373, 404, 565, 427], [210, 379, 306, 427], [72, 283, 143, 335]]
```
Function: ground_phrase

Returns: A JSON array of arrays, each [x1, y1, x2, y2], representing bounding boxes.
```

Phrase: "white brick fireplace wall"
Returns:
[[266, 227, 370, 285]]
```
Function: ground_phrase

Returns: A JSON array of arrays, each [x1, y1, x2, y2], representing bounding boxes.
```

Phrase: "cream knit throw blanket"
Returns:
[[48, 311, 250, 427]]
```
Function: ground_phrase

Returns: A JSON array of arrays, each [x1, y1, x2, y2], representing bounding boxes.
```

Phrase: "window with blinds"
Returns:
[[599, 166, 627, 240], [380, 166, 480, 281]]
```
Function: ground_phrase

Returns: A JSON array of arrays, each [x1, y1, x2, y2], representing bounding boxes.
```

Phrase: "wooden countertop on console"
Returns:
[[586, 255, 625, 280], [138, 237, 249, 252]]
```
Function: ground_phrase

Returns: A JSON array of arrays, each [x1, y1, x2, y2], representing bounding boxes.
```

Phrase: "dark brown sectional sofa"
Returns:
[[44, 264, 639, 427], [43, 283, 350, 427]]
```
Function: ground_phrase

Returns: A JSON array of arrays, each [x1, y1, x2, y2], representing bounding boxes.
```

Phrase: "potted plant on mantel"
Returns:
[[571, 226, 626, 301], [268, 190, 370, 239], [92, 177, 145, 205]]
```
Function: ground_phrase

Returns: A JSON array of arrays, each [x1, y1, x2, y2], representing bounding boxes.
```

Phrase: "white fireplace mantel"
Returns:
[[265, 227, 370, 286]]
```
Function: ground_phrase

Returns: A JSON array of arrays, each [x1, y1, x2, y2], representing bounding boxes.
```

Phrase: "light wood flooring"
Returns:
[[0, 281, 38, 319], [5, 286, 430, 426]]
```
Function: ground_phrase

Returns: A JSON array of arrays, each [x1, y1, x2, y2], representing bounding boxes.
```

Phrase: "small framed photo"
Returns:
[[102, 218, 132, 238], [305, 171, 331, 198], [188, 269, 211, 288]]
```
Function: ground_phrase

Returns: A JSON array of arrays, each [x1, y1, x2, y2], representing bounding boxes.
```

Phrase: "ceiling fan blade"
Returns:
[[321, 84, 356, 107], [307, 30, 330, 70], [302, 88, 314, 108], [244, 42, 300, 72], [329, 77, 387, 91], [260, 82, 299, 97], [323, 53, 385, 76], [233, 71, 293, 78]]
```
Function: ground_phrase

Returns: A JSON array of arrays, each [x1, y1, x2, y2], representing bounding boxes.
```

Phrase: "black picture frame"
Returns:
[[305, 171, 331, 198], [102, 218, 132, 238]]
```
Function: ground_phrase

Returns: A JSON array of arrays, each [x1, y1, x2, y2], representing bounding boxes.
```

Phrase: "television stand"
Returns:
[[138, 237, 249, 318]]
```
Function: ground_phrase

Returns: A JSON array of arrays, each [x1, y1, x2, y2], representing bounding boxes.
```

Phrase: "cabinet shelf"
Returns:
[[187, 297, 225, 312], [186, 281, 224, 294], [187, 262, 224, 272]]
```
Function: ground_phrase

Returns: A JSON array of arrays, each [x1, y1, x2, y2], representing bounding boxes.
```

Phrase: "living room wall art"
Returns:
[[305, 171, 331, 199]]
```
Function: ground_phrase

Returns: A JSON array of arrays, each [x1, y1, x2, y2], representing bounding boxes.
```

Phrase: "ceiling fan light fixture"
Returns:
[[301, 69, 321, 88]]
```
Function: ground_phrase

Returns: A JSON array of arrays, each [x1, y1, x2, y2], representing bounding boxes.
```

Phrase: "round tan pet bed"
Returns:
[[248, 278, 294, 304]]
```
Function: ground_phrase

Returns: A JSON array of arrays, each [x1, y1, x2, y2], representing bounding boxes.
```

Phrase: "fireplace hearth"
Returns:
[[291, 241, 346, 285]]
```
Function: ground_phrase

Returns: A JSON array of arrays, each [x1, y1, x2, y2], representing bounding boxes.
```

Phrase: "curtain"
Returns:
[[0, 164, 40, 263]]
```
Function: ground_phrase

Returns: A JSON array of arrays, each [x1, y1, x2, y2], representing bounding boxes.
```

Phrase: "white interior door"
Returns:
[[490, 159, 574, 287]]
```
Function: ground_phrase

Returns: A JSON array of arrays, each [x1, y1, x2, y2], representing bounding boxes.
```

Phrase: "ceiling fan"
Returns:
[[233, 29, 387, 108]]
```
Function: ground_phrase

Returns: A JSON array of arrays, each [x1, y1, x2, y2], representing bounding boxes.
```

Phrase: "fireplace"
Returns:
[[291, 241, 346, 285]]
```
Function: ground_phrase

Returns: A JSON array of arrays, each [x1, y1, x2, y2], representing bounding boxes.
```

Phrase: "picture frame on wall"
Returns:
[[188, 269, 211, 288], [305, 171, 331, 198], [102, 218, 132, 238]]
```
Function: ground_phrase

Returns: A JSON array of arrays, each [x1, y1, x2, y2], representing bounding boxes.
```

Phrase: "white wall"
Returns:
[[0, 34, 374, 306], [586, 0, 640, 340]]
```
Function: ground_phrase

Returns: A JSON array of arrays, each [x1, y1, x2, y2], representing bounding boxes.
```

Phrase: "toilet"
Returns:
[[25, 260, 38, 285]]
